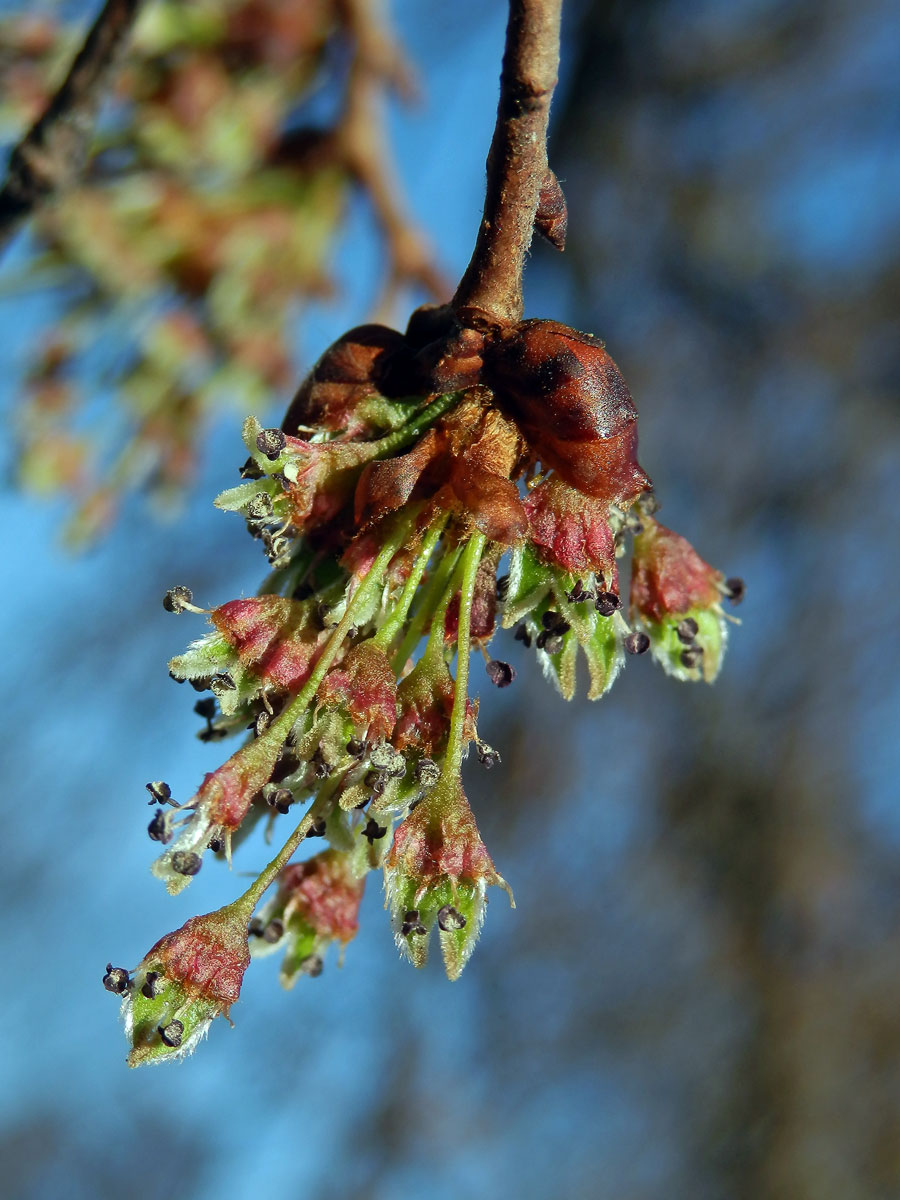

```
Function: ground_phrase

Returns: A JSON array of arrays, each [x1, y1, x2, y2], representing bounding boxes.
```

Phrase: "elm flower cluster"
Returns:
[[106, 305, 743, 1064]]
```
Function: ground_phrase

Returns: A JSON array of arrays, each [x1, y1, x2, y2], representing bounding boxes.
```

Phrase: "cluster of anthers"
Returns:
[[104, 303, 743, 1065]]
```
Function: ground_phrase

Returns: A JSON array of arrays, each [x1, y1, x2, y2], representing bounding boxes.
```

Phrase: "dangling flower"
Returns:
[[122, 898, 253, 1067], [630, 515, 736, 682], [109, 303, 743, 1063], [384, 773, 513, 980], [250, 849, 366, 987]]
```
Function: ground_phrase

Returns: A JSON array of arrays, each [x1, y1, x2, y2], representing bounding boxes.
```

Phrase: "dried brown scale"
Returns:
[[534, 168, 567, 250]]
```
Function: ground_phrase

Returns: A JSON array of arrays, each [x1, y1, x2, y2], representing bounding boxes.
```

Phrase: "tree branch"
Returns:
[[0, 0, 144, 256], [452, 0, 563, 326]]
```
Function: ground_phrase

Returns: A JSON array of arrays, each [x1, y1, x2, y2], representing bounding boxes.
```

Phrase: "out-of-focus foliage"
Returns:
[[0, 0, 438, 542]]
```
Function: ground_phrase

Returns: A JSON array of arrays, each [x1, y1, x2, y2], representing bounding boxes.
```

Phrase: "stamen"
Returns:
[[102, 964, 130, 994], [624, 631, 650, 655]]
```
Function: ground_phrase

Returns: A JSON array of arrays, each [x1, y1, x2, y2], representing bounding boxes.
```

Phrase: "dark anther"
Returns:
[[675, 618, 699, 643], [595, 591, 622, 617], [725, 577, 746, 604], [346, 737, 366, 758], [624, 630, 650, 655], [401, 910, 427, 937], [198, 725, 229, 743], [189, 676, 212, 692], [256, 428, 286, 460], [171, 851, 202, 876], [363, 817, 388, 845], [536, 631, 564, 655], [437, 905, 467, 932], [540, 610, 570, 637], [263, 919, 285, 944], [147, 810, 171, 844], [299, 954, 324, 977], [478, 746, 501, 770], [193, 697, 217, 719], [680, 647, 704, 669], [209, 672, 237, 697], [254, 710, 272, 737], [514, 624, 533, 649], [103, 964, 130, 994], [141, 971, 161, 999], [566, 579, 592, 604], [292, 580, 314, 600], [248, 918, 265, 938], [364, 770, 387, 796], [310, 748, 332, 779], [145, 780, 171, 805], [486, 659, 516, 688], [414, 758, 440, 788], [158, 1020, 184, 1049], [496, 574, 510, 601], [370, 743, 405, 778], [169, 670, 185, 684], [208, 837, 223, 853], [163, 585, 194, 614], [304, 818, 328, 839], [246, 491, 274, 521], [268, 787, 293, 815], [240, 456, 263, 480]]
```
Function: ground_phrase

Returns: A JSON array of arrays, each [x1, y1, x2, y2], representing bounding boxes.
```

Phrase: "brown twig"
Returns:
[[0, 0, 143, 257], [452, 0, 563, 326]]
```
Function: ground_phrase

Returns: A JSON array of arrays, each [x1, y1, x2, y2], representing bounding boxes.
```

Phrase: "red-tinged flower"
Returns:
[[211, 596, 324, 691], [524, 474, 618, 579], [152, 729, 285, 893], [384, 775, 513, 980], [630, 516, 729, 682], [122, 899, 252, 1067], [250, 850, 366, 987], [318, 641, 398, 740], [394, 655, 477, 757]]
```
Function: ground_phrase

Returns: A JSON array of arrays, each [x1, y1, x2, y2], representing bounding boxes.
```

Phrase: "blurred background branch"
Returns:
[[0, 0, 144, 253]]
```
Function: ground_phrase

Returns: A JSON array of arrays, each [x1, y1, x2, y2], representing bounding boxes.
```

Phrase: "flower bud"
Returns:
[[383, 778, 512, 980], [281, 324, 413, 439], [250, 850, 365, 988], [121, 901, 251, 1067], [629, 517, 727, 682], [485, 320, 652, 504]]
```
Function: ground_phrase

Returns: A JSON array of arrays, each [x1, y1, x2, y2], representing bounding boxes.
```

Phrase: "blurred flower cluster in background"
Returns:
[[1, 0, 899, 1197], [0, 0, 440, 542]]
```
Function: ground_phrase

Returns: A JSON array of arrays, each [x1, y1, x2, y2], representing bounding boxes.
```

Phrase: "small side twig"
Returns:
[[452, 0, 563, 326], [0, 0, 144, 257]]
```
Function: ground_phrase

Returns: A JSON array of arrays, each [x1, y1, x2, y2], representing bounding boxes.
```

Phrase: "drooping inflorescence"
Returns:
[[107, 304, 743, 1065]]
